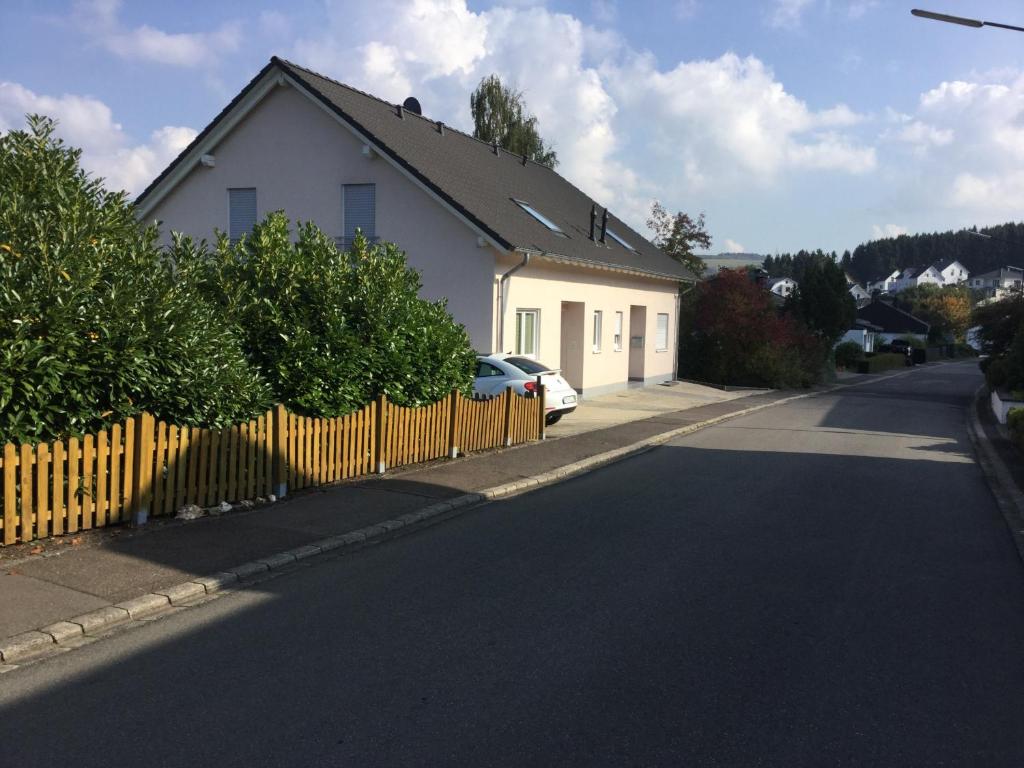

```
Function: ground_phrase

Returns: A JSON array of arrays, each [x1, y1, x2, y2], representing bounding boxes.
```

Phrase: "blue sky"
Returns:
[[4, 1, 1024, 258]]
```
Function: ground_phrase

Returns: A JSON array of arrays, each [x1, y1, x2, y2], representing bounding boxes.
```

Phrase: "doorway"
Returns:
[[629, 305, 646, 382], [560, 301, 585, 391]]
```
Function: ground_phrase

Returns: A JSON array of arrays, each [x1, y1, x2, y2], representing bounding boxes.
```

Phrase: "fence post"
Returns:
[[447, 389, 460, 458], [273, 404, 288, 499], [502, 387, 514, 446], [374, 394, 387, 474], [131, 412, 155, 527], [537, 375, 546, 441]]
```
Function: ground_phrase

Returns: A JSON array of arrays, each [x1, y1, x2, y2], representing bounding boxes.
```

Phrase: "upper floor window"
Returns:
[[513, 199, 566, 237], [228, 188, 257, 243], [342, 183, 376, 249]]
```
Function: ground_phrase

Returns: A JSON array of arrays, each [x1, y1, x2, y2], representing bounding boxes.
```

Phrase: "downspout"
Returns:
[[497, 252, 531, 353]]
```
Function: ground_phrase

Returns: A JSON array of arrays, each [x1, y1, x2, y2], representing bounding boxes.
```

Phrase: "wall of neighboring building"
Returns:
[[494, 256, 679, 397], [144, 81, 496, 352]]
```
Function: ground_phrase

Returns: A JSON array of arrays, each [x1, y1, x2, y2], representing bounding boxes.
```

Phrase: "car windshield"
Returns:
[[504, 357, 554, 375]]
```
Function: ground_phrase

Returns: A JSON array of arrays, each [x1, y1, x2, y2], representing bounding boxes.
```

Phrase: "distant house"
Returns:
[[767, 277, 797, 298], [867, 269, 900, 294], [839, 319, 882, 353], [969, 266, 1024, 300], [135, 57, 695, 398], [893, 265, 943, 293], [856, 299, 929, 343], [848, 282, 870, 302], [931, 259, 969, 286]]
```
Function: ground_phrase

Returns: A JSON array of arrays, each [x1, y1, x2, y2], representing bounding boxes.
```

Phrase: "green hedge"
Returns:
[[1009, 407, 1024, 451], [856, 353, 908, 373]]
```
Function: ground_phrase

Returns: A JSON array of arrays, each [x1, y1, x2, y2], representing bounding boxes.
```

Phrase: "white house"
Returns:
[[893, 265, 943, 293], [136, 57, 695, 399], [767, 277, 797, 298], [932, 259, 969, 285], [969, 266, 1023, 299], [867, 270, 900, 294]]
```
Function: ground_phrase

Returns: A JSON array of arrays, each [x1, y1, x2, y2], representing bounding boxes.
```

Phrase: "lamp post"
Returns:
[[911, 8, 1024, 33]]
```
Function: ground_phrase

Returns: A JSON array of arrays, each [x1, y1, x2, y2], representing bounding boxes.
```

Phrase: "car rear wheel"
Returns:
[[545, 412, 563, 426]]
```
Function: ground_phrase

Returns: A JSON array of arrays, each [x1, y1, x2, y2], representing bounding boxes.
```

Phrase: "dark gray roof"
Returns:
[[856, 299, 929, 335], [138, 57, 694, 282]]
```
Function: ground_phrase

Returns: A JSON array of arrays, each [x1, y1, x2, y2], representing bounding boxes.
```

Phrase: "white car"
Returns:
[[473, 354, 578, 425]]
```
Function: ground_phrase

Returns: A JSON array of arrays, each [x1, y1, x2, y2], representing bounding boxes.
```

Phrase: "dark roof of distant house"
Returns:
[[973, 266, 1024, 282], [929, 259, 959, 272], [856, 299, 929, 335], [767, 276, 795, 288], [136, 57, 695, 282]]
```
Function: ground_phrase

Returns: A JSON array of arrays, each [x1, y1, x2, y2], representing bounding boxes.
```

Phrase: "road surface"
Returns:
[[2, 361, 1022, 766]]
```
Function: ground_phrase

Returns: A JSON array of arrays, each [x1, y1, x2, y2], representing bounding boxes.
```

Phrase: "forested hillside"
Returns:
[[763, 223, 1024, 285]]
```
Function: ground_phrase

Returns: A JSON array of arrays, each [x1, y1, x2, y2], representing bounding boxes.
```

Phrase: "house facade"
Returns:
[[136, 58, 693, 398], [969, 266, 1023, 300], [767, 277, 797, 298], [867, 270, 900, 294], [856, 299, 929, 344]]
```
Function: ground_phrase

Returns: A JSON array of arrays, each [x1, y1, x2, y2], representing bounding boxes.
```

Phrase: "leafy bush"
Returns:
[[856, 353, 908, 373], [1008, 407, 1024, 450], [986, 358, 1009, 390], [185, 213, 475, 415], [679, 269, 824, 388], [834, 341, 864, 369], [0, 116, 270, 444]]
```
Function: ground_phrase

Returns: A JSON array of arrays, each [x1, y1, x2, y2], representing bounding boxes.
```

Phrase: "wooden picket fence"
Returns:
[[0, 387, 545, 546]]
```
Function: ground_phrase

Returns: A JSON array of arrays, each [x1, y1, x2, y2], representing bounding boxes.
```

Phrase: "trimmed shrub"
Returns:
[[856, 353, 908, 373], [1008, 407, 1024, 450], [184, 214, 476, 416], [0, 116, 271, 444], [834, 341, 864, 369]]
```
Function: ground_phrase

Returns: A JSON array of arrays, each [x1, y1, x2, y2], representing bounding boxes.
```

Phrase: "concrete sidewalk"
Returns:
[[0, 382, 797, 645]]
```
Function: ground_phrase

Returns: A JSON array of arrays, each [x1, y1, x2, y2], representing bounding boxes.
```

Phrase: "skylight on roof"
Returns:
[[513, 199, 566, 237], [606, 228, 636, 252]]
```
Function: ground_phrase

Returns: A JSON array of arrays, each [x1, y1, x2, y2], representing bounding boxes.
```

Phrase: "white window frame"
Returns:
[[515, 309, 540, 358], [613, 311, 623, 352], [593, 310, 603, 353], [655, 313, 670, 352]]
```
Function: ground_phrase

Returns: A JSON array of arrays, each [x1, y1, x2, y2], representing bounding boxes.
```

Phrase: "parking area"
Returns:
[[545, 380, 766, 439]]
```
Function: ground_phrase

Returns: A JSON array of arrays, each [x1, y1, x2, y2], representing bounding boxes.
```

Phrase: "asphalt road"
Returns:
[[2, 361, 1023, 767]]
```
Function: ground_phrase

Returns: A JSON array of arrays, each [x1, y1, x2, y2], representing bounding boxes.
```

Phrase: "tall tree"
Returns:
[[470, 75, 557, 168], [647, 202, 712, 277], [785, 259, 856, 347]]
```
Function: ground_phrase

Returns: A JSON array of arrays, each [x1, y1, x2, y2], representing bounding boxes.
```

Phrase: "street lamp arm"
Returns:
[[911, 8, 1024, 33]]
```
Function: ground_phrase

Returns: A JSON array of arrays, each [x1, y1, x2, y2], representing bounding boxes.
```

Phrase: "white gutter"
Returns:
[[496, 252, 531, 353]]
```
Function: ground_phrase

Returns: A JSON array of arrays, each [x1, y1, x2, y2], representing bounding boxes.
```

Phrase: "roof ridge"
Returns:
[[274, 56, 555, 171]]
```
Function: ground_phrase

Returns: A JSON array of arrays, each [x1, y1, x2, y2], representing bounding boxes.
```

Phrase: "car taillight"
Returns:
[[523, 380, 538, 393]]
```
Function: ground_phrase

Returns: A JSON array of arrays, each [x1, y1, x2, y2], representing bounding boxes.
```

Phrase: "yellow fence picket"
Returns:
[[52, 440, 65, 537]]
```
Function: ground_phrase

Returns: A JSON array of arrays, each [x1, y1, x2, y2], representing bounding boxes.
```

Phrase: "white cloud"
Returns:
[[591, 0, 617, 24], [723, 238, 746, 252], [871, 224, 907, 239], [767, 0, 814, 29], [0, 82, 195, 195], [288, 0, 875, 237], [73, 0, 241, 67]]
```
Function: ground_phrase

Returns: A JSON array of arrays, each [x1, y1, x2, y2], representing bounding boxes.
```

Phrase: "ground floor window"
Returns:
[[515, 309, 539, 357], [614, 311, 623, 351], [593, 310, 603, 352], [656, 313, 669, 351]]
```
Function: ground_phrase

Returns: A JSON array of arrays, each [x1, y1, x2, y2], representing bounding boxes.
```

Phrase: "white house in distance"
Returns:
[[767, 277, 797, 298], [969, 266, 1024, 300], [868, 260, 969, 295], [867, 270, 900, 294], [136, 57, 696, 398]]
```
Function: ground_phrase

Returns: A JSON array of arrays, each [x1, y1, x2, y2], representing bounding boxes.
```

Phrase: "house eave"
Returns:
[[513, 247, 694, 283]]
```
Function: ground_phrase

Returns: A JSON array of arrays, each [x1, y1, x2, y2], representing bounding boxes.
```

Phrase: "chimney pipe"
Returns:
[[492, 141, 500, 157], [599, 208, 609, 244], [437, 120, 445, 136], [590, 204, 597, 241], [397, 104, 405, 119]]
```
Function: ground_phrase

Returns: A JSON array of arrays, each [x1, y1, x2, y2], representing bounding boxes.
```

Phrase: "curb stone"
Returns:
[[0, 365, 945, 669]]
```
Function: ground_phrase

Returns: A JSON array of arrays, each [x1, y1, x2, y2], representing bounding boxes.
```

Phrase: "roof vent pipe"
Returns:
[[599, 208, 609, 244], [521, 153, 528, 166], [492, 141, 500, 157], [437, 120, 445, 136], [590, 204, 597, 241], [397, 104, 405, 119]]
